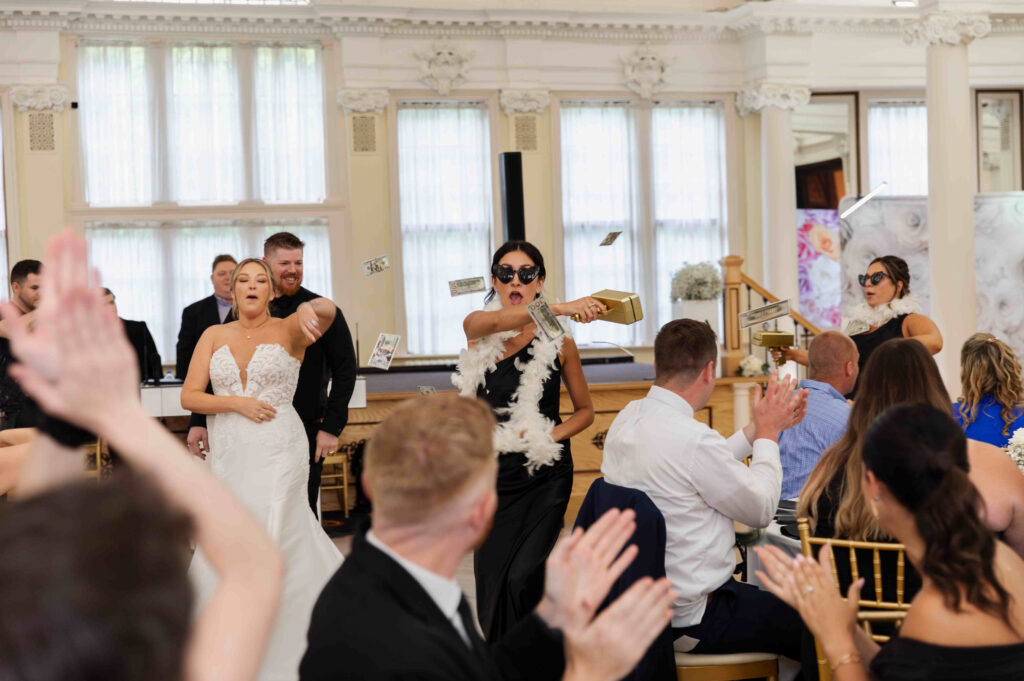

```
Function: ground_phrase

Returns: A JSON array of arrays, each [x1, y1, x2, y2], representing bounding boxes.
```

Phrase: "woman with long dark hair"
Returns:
[[775, 255, 942, 396], [454, 240, 604, 640], [756, 403, 1024, 680]]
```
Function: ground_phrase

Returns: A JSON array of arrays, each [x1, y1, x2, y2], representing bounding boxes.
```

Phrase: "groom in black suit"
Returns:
[[264, 232, 357, 516], [300, 394, 676, 681], [176, 255, 237, 458]]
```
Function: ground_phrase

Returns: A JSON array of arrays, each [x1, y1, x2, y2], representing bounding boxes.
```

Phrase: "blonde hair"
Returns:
[[798, 339, 951, 540], [958, 333, 1024, 436], [229, 258, 276, 320], [365, 394, 496, 523]]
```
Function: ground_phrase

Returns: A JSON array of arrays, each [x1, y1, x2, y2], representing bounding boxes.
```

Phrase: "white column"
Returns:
[[737, 83, 810, 309], [905, 13, 990, 391], [732, 382, 754, 430]]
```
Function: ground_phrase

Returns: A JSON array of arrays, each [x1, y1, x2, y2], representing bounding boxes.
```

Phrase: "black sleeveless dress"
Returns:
[[870, 636, 1024, 680], [848, 313, 908, 397], [474, 338, 573, 641]]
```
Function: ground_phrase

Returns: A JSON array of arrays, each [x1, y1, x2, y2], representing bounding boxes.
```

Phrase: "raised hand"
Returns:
[[4, 231, 140, 432], [555, 297, 608, 324], [539, 508, 638, 634], [297, 301, 322, 344], [563, 577, 675, 681], [751, 372, 809, 441]]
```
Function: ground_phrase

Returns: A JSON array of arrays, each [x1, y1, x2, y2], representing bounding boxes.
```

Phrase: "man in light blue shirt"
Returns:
[[778, 330, 858, 499]]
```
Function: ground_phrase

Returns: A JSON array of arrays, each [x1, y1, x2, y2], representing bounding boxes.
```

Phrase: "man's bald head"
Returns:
[[808, 331, 859, 394]]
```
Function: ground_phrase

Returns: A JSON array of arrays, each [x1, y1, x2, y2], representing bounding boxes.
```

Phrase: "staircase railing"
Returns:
[[721, 255, 822, 377]]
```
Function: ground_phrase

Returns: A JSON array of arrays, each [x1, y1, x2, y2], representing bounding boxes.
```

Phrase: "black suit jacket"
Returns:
[[121, 319, 163, 382], [269, 287, 357, 436], [176, 295, 229, 430], [300, 527, 564, 681]]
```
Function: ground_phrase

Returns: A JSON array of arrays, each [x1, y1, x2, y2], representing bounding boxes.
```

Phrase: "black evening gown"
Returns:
[[847, 313, 908, 397], [474, 338, 573, 642]]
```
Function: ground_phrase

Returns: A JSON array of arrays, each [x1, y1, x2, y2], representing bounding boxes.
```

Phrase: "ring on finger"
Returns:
[[802, 585, 814, 595]]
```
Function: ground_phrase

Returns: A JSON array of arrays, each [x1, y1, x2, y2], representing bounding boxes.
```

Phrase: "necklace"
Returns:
[[240, 315, 271, 340]]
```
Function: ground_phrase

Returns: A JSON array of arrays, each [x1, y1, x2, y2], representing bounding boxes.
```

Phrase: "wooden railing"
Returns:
[[721, 255, 822, 377]]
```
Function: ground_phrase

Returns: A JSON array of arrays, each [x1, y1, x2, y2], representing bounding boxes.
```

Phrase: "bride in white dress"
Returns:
[[181, 258, 343, 681]]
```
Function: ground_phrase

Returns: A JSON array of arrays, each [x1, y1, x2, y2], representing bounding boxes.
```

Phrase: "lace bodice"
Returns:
[[209, 343, 301, 408]]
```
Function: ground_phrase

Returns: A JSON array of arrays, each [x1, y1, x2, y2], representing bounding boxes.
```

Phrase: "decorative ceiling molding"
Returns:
[[622, 43, 673, 100], [414, 39, 472, 96], [736, 82, 810, 116], [903, 13, 992, 47], [338, 88, 389, 114], [2, 5, 1024, 42], [11, 84, 70, 112], [500, 89, 550, 116]]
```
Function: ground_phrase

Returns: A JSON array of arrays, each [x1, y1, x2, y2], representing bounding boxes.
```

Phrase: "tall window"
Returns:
[[396, 101, 494, 355], [0, 104, 8, 296], [78, 40, 326, 207], [867, 100, 928, 195], [560, 100, 728, 346], [86, 219, 332, 363]]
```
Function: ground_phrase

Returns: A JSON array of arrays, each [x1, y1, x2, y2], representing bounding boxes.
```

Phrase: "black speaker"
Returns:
[[499, 152, 525, 243]]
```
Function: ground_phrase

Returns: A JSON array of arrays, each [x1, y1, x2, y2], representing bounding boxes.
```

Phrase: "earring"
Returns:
[[869, 499, 879, 519]]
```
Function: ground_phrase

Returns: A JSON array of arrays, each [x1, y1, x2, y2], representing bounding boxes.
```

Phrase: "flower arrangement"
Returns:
[[1006, 428, 1024, 476], [737, 354, 770, 378], [671, 262, 723, 302]]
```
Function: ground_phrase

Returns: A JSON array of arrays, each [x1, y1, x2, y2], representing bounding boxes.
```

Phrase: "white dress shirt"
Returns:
[[365, 530, 471, 647], [601, 386, 782, 628]]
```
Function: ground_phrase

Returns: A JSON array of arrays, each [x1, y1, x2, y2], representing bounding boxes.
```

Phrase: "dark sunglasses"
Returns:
[[858, 272, 890, 287], [491, 264, 541, 285]]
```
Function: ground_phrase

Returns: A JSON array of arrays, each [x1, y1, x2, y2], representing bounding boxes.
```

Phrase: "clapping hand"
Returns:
[[2, 231, 140, 433], [751, 371, 808, 440]]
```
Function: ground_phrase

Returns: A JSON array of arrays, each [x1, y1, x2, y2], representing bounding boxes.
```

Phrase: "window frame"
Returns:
[[857, 88, 926, 197], [550, 91, 740, 348], [0, 89, 19, 290], [386, 90, 504, 358]]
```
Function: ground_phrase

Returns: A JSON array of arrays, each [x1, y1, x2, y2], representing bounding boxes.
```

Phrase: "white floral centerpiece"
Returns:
[[1006, 428, 1024, 476], [671, 262, 723, 302], [737, 354, 770, 378]]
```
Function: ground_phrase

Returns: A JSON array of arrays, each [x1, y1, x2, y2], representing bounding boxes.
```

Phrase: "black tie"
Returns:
[[457, 595, 488, 660]]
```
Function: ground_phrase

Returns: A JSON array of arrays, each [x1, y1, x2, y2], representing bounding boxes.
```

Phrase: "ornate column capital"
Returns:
[[903, 13, 991, 47], [499, 90, 550, 116], [337, 88, 389, 115], [11, 85, 70, 113], [736, 82, 810, 117]]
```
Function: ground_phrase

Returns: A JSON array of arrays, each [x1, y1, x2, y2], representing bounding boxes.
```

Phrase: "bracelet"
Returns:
[[38, 413, 96, 449], [830, 652, 862, 672]]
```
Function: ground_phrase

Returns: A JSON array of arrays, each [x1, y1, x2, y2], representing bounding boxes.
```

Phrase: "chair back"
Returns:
[[574, 477, 675, 681], [797, 517, 910, 681]]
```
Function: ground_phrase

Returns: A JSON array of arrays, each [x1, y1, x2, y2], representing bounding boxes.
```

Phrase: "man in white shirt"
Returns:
[[602, 319, 808, 661], [301, 394, 677, 681]]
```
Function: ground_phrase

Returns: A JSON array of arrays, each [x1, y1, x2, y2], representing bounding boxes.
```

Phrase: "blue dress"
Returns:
[[953, 395, 1024, 448]]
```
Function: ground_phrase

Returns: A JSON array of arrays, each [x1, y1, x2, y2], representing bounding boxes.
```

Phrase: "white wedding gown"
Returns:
[[189, 343, 343, 681]]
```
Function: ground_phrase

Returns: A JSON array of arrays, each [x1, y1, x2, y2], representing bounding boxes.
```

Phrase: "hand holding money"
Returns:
[[555, 297, 608, 324]]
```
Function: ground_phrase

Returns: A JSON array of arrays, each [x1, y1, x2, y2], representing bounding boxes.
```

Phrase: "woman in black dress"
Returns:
[[454, 241, 605, 641], [775, 255, 942, 396], [755, 404, 1024, 681]]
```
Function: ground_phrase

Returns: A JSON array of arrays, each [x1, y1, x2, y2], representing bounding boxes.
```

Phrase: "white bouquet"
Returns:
[[1006, 428, 1024, 476], [737, 354, 769, 378], [671, 262, 723, 302]]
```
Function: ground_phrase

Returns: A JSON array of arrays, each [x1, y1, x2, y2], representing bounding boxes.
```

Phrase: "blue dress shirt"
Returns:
[[777, 379, 850, 499], [953, 394, 1024, 448]]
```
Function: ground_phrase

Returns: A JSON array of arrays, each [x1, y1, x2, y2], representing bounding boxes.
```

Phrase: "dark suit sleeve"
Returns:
[[176, 305, 196, 379], [491, 613, 565, 681], [141, 322, 163, 381], [318, 308, 357, 437]]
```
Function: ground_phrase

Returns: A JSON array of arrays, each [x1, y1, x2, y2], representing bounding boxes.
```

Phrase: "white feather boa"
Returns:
[[844, 294, 923, 332], [451, 299, 568, 473]]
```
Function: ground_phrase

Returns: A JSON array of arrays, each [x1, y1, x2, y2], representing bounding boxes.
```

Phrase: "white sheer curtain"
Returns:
[[560, 101, 640, 347], [167, 44, 245, 204], [78, 39, 325, 207], [0, 107, 7, 296], [253, 45, 326, 204], [651, 102, 728, 329], [397, 102, 493, 356], [867, 101, 928, 195], [86, 219, 332, 364], [78, 42, 154, 206]]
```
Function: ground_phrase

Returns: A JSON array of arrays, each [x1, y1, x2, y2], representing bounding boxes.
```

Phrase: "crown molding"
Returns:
[[736, 82, 810, 116], [903, 12, 992, 47], [1, 3, 1024, 42], [11, 84, 70, 112]]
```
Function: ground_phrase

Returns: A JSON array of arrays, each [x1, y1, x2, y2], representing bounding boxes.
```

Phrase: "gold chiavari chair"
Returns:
[[797, 517, 911, 681], [83, 439, 104, 480]]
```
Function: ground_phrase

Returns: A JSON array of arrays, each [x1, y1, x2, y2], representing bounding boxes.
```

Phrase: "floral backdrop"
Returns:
[[797, 209, 842, 328]]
